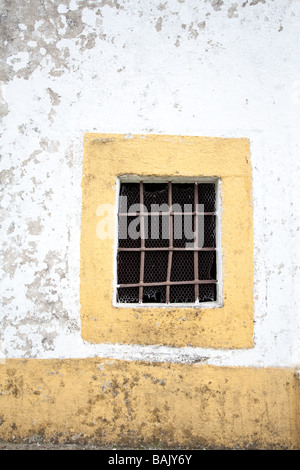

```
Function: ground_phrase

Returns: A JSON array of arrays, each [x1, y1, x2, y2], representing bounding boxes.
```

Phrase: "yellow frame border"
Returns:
[[80, 134, 253, 348]]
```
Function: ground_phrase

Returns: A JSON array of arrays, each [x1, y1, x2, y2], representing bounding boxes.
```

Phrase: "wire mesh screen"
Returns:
[[116, 181, 218, 304]]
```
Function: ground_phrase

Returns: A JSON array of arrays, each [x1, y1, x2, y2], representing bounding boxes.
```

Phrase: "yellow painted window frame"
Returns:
[[80, 134, 254, 349]]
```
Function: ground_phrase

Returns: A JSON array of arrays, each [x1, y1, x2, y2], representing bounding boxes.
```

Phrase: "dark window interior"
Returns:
[[117, 181, 217, 304]]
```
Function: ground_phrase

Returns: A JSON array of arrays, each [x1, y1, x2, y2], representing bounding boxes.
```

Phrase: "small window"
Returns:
[[82, 134, 253, 347], [116, 179, 221, 306]]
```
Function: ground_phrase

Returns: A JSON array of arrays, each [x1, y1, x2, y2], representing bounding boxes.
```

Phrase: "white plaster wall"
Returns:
[[1, 0, 300, 367]]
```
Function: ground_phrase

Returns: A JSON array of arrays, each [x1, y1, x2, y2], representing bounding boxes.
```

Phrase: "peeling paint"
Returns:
[[250, 0, 266, 5], [155, 17, 163, 32], [27, 218, 43, 236], [209, 0, 224, 12]]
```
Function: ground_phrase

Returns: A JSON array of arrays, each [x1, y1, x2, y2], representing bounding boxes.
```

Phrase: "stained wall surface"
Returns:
[[1, 0, 300, 448]]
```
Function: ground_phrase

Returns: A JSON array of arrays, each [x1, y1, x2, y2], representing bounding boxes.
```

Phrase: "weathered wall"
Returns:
[[1, 0, 300, 366], [80, 134, 254, 348], [1, 0, 300, 448]]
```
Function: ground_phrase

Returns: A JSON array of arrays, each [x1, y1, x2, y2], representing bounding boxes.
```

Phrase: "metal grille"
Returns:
[[117, 181, 218, 304]]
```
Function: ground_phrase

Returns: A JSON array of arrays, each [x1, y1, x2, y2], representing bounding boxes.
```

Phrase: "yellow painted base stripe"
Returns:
[[0, 359, 299, 449]]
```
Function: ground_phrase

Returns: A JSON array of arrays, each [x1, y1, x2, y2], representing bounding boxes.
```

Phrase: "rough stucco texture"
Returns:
[[1, 0, 300, 367], [0, 359, 299, 449]]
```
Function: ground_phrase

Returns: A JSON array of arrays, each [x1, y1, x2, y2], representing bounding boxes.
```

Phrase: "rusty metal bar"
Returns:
[[118, 211, 215, 216], [139, 181, 145, 303], [118, 280, 217, 288], [118, 181, 217, 304], [118, 247, 216, 251], [194, 183, 199, 301], [166, 182, 173, 304]]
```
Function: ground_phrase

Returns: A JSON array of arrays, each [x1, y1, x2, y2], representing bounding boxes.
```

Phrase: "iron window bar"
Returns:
[[118, 280, 218, 288], [166, 181, 173, 303], [139, 181, 145, 303], [117, 247, 216, 251], [117, 180, 218, 304]]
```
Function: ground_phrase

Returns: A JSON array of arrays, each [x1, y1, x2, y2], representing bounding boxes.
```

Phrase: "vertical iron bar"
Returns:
[[139, 181, 145, 303], [166, 182, 173, 304], [194, 183, 199, 302]]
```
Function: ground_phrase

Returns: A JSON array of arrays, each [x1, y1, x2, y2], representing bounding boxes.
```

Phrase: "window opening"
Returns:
[[116, 180, 219, 305]]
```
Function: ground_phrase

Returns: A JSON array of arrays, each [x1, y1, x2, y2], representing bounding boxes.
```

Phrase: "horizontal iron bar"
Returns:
[[118, 211, 216, 216], [118, 247, 216, 251], [118, 280, 217, 288]]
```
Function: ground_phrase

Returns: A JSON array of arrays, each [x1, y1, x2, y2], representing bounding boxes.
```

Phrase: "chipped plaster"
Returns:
[[0, 0, 300, 367]]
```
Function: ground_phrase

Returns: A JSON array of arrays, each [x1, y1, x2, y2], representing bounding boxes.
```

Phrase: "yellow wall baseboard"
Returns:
[[0, 359, 299, 449]]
